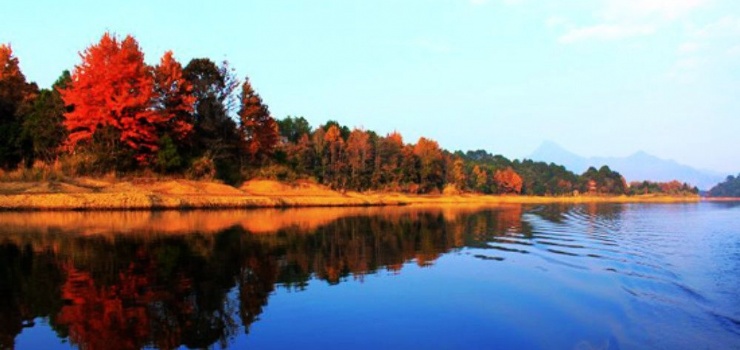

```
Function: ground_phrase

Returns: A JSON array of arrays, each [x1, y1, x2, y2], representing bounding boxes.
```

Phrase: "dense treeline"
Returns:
[[628, 180, 698, 196], [708, 174, 740, 197], [0, 33, 697, 196]]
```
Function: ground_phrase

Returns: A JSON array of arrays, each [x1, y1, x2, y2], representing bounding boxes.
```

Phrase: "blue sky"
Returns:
[[2, 0, 739, 174]]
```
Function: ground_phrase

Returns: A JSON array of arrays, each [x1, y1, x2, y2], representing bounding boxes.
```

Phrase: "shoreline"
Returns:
[[700, 197, 740, 202], [0, 178, 705, 211]]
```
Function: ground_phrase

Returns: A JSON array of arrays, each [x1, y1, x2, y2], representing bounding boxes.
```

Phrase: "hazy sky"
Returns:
[[2, 0, 739, 174]]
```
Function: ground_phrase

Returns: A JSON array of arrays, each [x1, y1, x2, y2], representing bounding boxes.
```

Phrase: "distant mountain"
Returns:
[[528, 141, 724, 190]]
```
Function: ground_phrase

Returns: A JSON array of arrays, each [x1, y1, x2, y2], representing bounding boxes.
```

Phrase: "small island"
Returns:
[[0, 33, 700, 210]]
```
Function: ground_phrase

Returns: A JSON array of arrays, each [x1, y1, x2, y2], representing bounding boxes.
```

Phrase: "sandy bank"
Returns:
[[0, 178, 701, 210]]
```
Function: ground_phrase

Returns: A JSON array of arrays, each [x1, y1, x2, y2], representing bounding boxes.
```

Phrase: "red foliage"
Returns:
[[57, 252, 196, 350], [0, 44, 22, 83], [659, 180, 683, 193], [153, 51, 195, 141], [0, 44, 34, 115], [238, 79, 278, 163], [413, 137, 445, 192], [386, 131, 403, 147], [58, 265, 155, 350], [472, 165, 488, 192], [346, 129, 370, 172], [323, 125, 346, 187], [60, 33, 184, 164], [494, 167, 523, 194], [413, 137, 441, 160]]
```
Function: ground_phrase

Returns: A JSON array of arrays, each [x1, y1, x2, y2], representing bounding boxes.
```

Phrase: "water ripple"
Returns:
[[492, 203, 740, 347]]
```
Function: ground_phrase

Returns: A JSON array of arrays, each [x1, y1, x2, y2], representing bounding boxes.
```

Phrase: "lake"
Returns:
[[1, 203, 739, 349]]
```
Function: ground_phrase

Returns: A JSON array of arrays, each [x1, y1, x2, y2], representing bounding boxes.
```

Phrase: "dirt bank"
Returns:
[[0, 178, 701, 210]]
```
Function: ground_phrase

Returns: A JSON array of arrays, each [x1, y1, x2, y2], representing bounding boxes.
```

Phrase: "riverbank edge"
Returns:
[[0, 178, 704, 211]]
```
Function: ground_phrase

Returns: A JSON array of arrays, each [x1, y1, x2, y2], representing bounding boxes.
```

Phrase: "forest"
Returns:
[[708, 175, 740, 197], [0, 33, 698, 196]]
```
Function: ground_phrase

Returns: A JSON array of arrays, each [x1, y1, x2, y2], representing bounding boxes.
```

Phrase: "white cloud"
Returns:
[[558, 24, 655, 44], [545, 16, 568, 29], [667, 57, 704, 81], [555, 0, 710, 44], [677, 42, 702, 54], [674, 16, 740, 59], [675, 57, 701, 69], [670, 15, 740, 72], [602, 0, 709, 21], [727, 45, 740, 57], [693, 16, 740, 38]]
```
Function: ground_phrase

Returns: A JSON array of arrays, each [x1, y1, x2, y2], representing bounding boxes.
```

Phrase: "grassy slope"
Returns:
[[0, 177, 700, 210]]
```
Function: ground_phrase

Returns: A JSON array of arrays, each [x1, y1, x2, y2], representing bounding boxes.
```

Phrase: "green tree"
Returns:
[[22, 71, 70, 163], [156, 135, 183, 173], [708, 175, 740, 197], [322, 120, 350, 141], [579, 165, 626, 194], [0, 44, 37, 169], [277, 116, 311, 143], [183, 58, 242, 183]]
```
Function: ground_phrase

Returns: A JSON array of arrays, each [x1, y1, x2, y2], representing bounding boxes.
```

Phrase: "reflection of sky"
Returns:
[[237, 244, 641, 349], [15, 319, 68, 349], [666, 203, 740, 321]]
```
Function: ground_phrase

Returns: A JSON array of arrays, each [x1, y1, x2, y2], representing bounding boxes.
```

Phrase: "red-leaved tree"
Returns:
[[153, 51, 195, 142], [60, 33, 173, 164], [237, 78, 278, 164], [494, 167, 523, 194]]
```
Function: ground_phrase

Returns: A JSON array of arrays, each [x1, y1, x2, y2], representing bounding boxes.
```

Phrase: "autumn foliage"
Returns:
[[238, 78, 278, 164], [0, 32, 699, 196], [494, 167, 523, 194], [153, 51, 195, 141], [60, 34, 162, 163]]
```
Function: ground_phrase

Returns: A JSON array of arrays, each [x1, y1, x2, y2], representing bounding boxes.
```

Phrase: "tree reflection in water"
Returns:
[[0, 205, 531, 349]]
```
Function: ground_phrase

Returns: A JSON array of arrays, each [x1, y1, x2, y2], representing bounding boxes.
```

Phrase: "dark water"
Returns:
[[1, 203, 739, 349]]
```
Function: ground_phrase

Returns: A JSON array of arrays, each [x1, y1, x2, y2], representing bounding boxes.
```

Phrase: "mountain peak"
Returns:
[[532, 140, 569, 154], [628, 150, 653, 159], [530, 141, 577, 157], [528, 141, 587, 171], [527, 142, 723, 190]]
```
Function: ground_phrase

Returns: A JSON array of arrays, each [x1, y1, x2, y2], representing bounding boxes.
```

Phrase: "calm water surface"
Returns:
[[1, 203, 739, 349]]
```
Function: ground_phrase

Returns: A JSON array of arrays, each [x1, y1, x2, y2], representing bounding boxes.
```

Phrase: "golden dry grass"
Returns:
[[0, 178, 700, 211]]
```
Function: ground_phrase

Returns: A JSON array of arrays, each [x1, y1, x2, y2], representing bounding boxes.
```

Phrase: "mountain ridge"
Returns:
[[528, 141, 723, 190]]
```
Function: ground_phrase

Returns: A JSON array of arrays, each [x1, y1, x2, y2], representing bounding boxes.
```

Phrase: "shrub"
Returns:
[[247, 164, 298, 182], [156, 135, 183, 173], [188, 155, 215, 180]]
